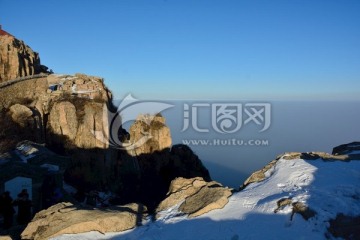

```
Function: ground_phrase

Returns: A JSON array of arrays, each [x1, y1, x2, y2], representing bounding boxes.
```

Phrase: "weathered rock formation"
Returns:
[[157, 177, 232, 218], [48, 101, 78, 141], [9, 103, 33, 127], [47, 100, 109, 150], [0, 27, 48, 82], [0, 72, 113, 153], [128, 114, 172, 156], [21, 202, 147, 240], [0, 30, 214, 233], [47, 73, 111, 101]]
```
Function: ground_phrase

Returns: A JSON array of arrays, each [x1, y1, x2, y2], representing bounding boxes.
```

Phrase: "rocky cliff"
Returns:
[[0, 28, 48, 82], [0, 73, 113, 152], [45, 74, 112, 150], [0, 30, 215, 239], [65, 114, 211, 212]]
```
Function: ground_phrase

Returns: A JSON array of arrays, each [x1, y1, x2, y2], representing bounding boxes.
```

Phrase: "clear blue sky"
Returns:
[[1, 0, 359, 100]]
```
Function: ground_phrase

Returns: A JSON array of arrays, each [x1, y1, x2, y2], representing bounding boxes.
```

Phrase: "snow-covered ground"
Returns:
[[53, 154, 360, 240]]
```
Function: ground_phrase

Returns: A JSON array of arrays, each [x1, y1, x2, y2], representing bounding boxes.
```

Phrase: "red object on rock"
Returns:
[[0, 25, 13, 37]]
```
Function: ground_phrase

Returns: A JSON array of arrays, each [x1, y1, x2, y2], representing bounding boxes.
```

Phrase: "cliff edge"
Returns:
[[0, 26, 49, 83]]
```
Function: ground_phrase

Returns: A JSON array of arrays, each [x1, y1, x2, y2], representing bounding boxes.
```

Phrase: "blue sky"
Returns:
[[1, 0, 359, 100]]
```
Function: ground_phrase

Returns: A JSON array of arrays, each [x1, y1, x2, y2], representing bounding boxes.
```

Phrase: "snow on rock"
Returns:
[[156, 177, 232, 219], [52, 149, 360, 240]]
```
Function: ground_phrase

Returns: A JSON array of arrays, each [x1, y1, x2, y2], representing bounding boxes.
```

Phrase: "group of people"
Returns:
[[0, 189, 32, 229]]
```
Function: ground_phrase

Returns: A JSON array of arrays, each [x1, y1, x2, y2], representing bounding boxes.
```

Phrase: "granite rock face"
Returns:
[[0, 31, 47, 82], [47, 100, 109, 150], [156, 177, 232, 218], [128, 114, 172, 156], [21, 202, 147, 240], [48, 101, 78, 141]]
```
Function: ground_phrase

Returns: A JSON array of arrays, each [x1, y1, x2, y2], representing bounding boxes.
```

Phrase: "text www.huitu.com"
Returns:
[[182, 139, 269, 146]]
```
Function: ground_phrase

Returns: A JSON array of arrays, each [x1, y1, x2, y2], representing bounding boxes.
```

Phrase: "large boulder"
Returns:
[[21, 202, 147, 240], [9, 104, 33, 127], [156, 177, 232, 218], [157, 177, 208, 211]]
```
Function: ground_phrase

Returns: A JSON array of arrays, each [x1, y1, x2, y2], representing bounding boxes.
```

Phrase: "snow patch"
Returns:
[[52, 157, 360, 240]]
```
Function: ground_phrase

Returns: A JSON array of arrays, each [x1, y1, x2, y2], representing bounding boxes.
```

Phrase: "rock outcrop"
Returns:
[[128, 114, 172, 156], [47, 73, 111, 101], [47, 100, 109, 150], [0, 28, 48, 82], [332, 141, 360, 155], [9, 103, 33, 127], [156, 177, 232, 218], [240, 159, 278, 189], [45, 74, 112, 150], [48, 101, 78, 141], [21, 202, 147, 240], [0, 72, 113, 151], [274, 198, 316, 220], [240, 145, 360, 190]]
